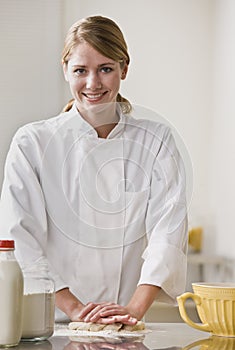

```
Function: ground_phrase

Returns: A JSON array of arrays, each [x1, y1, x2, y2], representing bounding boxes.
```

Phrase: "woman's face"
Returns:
[[63, 42, 128, 114]]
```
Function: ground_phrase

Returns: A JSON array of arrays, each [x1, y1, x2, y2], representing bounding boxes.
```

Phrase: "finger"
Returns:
[[84, 303, 115, 322], [89, 344, 99, 350], [77, 302, 99, 319], [99, 306, 127, 318], [96, 314, 132, 324], [78, 301, 111, 319], [84, 303, 114, 322], [90, 304, 127, 321], [97, 343, 116, 350], [99, 314, 138, 325], [96, 310, 126, 320], [119, 316, 138, 325], [83, 344, 92, 350]]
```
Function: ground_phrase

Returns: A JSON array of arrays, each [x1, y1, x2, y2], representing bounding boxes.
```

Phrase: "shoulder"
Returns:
[[122, 111, 180, 159], [123, 112, 171, 141], [12, 110, 72, 147], [16, 111, 70, 136]]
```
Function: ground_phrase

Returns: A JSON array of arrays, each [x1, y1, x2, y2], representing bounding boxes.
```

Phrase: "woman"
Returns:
[[0, 16, 188, 324]]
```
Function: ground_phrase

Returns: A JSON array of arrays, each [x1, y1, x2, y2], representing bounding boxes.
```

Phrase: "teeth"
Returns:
[[85, 93, 103, 99]]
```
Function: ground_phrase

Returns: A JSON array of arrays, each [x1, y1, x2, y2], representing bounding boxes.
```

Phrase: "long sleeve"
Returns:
[[138, 127, 188, 304], [0, 127, 68, 291]]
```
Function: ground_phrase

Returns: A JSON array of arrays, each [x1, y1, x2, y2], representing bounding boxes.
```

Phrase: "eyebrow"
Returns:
[[72, 62, 116, 68]]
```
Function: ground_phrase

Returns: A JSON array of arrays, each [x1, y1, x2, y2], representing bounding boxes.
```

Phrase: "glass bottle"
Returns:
[[0, 240, 24, 347], [21, 260, 55, 341], [16, 340, 52, 350]]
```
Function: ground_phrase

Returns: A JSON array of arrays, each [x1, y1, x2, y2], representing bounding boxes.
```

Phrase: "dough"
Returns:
[[68, 320, 145, 332], [69, 321, 93, 331], [122, 321, 145, 331], [88, 323, 106, 332], [100, 322, 123, 331], [69, 336, 122, 344]]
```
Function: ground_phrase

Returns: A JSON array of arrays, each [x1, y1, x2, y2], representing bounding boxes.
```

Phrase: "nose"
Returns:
[[86, 72, 102, 90]]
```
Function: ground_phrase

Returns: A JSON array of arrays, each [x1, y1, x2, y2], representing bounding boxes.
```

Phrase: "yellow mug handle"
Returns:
[[182, 338, 212, 350], [177, 292, 211, 333]]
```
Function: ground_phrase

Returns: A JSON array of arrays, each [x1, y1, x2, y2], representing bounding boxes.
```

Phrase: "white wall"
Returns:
[[209, 0, 235, 260], [0, 0, 234, 264], [0, 0, 64, 183]]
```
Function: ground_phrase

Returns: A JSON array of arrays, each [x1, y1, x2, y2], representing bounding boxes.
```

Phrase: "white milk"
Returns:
[[0, 260, 23, 347], [22, 292, 55, 339]]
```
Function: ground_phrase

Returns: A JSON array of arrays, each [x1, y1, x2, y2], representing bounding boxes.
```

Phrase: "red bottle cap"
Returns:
[[0, 240, 15, 249]]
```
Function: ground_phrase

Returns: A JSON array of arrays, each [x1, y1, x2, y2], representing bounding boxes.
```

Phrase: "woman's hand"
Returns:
[[77, 302, 137, 325], [56, 284, 161, 324], [64, 341, 148, 350]]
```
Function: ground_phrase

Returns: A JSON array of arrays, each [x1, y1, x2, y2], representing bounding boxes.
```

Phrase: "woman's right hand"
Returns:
[[77, 302, 137, 325]]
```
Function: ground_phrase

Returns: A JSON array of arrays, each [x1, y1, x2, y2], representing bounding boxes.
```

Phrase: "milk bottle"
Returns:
[[0, 240, 23, 347]]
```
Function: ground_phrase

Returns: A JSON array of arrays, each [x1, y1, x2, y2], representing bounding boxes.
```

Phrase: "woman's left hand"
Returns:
[[77, 302, 138, 325], [64, 341, 148, 350]]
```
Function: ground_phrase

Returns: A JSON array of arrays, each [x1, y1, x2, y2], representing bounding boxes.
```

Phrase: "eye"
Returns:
[[74, 68, 86, 75], [100, 67, 113, 73]]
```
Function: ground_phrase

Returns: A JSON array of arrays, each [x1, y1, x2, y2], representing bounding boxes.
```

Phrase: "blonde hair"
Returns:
[[62, 16, 131, 114]]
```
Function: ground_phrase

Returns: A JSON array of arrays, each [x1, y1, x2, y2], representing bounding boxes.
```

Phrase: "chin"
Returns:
[[84, 101, 116, 114]]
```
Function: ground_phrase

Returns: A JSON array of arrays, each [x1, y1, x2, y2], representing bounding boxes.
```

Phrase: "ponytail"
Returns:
[[62, 99, 74, 112], [116, 93, 132, 114]]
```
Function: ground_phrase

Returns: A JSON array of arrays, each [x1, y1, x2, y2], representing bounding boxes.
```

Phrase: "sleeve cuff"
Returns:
[[138, 242, 187, 304]]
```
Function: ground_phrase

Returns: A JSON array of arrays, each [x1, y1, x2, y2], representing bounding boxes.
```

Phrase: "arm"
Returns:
[[75, 285, 160, 323], [58, 287, 138, 324], [0, 127, 67, 290], [125, 284, 161, 319], [56, 288, 85, 321], [56, 285, 159, 323], [139, 126, 188, 303]]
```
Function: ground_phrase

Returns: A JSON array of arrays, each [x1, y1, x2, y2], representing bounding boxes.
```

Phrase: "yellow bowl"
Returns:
[[177, 283, 235, 337]]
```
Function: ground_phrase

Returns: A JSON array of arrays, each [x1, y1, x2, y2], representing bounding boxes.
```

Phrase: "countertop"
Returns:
[[8, 323, 234, 350]]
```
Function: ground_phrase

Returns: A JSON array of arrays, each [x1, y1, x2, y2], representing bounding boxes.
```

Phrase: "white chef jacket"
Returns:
[[0, 103, 188, 320]]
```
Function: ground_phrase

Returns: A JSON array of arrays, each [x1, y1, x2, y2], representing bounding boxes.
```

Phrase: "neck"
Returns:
[[77, 102, 119, 138], [95, 123, 118, 138]]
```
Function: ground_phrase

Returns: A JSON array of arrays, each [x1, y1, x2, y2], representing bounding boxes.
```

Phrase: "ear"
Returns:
[[63, 63, 69, 82], [121, 64, 128, 80]]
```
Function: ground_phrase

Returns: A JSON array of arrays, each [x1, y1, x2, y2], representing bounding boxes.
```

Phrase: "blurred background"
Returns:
[[0, 0, 235, 293]]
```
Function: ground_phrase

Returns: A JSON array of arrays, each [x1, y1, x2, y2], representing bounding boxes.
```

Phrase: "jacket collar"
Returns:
[[66, 103, 126, 139]]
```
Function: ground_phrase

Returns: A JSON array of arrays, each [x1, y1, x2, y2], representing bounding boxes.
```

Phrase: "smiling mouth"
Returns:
[[82, 92, 107, 100]]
